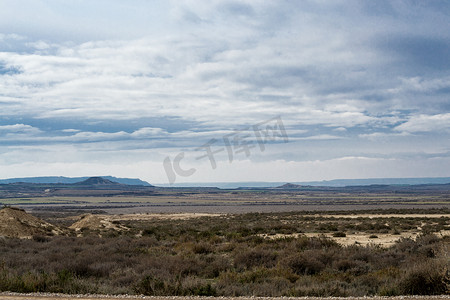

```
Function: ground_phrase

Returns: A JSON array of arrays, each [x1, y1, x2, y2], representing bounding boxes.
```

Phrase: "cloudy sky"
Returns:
[[0, 0, 449, 185]]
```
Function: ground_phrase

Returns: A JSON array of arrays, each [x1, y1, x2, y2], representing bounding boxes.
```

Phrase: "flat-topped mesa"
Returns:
[[277, 183, 305, 189], [74, 176, 121, 186]]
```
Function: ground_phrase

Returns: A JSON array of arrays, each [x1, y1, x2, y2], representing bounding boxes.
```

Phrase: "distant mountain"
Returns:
[[0, 176, 152, 186], [0, 176, 156, 197], [291, 177, 450, 187], [277, 183, 307, 189], [1, 176, 449, 189], [155, 177, 450, 188], [274, 182, 450, 193], [155, 182, 286, 188], [74, 177, 121, 186]]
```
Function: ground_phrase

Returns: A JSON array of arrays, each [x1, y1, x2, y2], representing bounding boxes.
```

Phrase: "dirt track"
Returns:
[[0, 294, 449, 299]]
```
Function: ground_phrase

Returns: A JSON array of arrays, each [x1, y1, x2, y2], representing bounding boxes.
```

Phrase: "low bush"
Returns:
[[0, 212, 448, 296], [398, 261, 449, 295]]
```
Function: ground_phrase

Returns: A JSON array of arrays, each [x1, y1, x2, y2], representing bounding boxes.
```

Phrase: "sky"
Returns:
[[0, 0, 449, 185]]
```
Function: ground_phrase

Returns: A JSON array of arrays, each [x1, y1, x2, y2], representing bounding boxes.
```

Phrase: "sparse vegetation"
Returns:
[[0, 209, 448, 296]]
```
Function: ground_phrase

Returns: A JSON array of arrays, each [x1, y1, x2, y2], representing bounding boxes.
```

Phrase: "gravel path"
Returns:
[[0, 293, 449, 300]]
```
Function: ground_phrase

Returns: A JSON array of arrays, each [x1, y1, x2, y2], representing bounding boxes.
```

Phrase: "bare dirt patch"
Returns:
[[0, 207, 63, 238], [259, 230, 450, 247], [109, 212, 224, 221], [66, 212, 223, 225], [69, 214, 129, 233], [66, 213, 223, 236], [315, 214, 450, 219]]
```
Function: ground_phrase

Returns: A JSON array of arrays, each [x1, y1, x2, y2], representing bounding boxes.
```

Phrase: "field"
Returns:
[[3, 188, 450, 215], [1, 180, 449, 215], [0, 207, 449, 297], [0, 185, 449, 298]]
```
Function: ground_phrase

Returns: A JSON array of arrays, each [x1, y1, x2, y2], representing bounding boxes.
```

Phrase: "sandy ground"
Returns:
[[109, 213, 224, 221], [66, 212, 449, 223], [66, 213, 224, 224], [66, 213, 223, 236], [110, 213, 450, 220], [259, 230, 450, 247], [65, 212, 449, 242], [313, 214, 450, 219], [0, 294, 449, 299], [67, 204, 450, 215], [0, 207, 64, 238]]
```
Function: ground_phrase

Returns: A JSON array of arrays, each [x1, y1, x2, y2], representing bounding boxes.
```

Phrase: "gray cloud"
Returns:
[[0, 0, 449, 182], [377, 35, 450, 72]]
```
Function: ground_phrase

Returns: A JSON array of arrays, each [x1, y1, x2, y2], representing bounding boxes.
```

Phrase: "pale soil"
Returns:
[[313, 214, 450, 219], [22, 203, 450, 215], [0, 294, 449, 300], [109, 213, 450, 220], [67, 213, 449, 240], [0, 207, 64, 238], [67, 213, 223, 223], [259, 230, 450, 247], [67, 213, 224, 234], [67, 213, 449, 224], [109, 213, 224, 221], [69, 214, 129, 233]]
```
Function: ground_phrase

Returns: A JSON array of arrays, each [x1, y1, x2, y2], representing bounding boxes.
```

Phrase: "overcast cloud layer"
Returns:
[[0, 0, 449, 184]]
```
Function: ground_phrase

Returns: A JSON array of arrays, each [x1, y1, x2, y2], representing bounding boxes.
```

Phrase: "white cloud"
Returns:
[[358, 132, 411, 140], [0, 123, 38, 132], [0, 33, 25, 41], [0, 1, 449, 181], [397, 76, 450, 93], [293, 134, 343, 141], [1, 36, 383, 128], [26, 40, 52, 50], [395, 113, 450, 133], [0, 124, 42, 138]]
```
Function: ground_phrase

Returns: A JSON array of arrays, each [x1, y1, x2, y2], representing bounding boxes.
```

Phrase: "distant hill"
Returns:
[[292, 177, 450, 187], [74, 177, 122, 186], [278, 183, 306, 189], [0, 176, 152, 186], [274, 182, 450, 193], [156, 177, 450, 188], [0, 176, 158, 198], [1, 176, 449, 189]]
